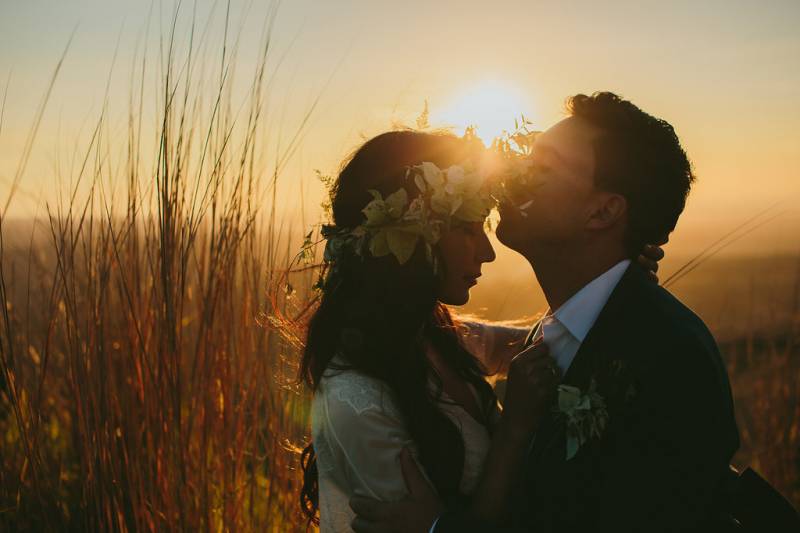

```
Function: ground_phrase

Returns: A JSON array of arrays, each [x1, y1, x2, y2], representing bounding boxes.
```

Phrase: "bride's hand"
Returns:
[[637, 244, 665, 283], [467, 341, 559, 522], [502, 341, 560, 437]]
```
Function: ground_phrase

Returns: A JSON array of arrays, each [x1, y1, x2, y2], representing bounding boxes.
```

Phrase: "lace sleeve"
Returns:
[[459, 321, 496, 369], [315, 371, 427, 501], [459, 320, 530, 375]]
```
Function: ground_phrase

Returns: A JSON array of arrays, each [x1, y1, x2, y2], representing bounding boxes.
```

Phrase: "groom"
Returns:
[[350, 92, 740, 532]]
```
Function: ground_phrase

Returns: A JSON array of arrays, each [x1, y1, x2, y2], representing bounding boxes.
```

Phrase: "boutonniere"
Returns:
[[553, 379, 609, 461]]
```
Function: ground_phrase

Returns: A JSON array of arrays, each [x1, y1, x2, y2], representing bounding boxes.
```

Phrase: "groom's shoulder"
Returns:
[[626, 270, 718, 358], [646, 281, 711, 335], [620, 273, 734, 398], [622, 270, 739, 445]]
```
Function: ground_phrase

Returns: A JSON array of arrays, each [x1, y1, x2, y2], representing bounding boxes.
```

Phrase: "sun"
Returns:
[[432, 81, 531, 144]]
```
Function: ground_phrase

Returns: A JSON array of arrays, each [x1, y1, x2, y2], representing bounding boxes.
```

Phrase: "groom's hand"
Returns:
[[350, 447, 443, 533]]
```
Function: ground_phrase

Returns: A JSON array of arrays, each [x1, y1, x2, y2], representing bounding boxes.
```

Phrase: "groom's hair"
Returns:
[[567, 92, 695, 256]]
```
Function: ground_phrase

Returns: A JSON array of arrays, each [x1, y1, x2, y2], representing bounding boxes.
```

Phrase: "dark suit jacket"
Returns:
[[437, 264, 740, 533]]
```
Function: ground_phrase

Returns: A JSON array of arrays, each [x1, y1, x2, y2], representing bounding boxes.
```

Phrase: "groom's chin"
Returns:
[[495, 219, 516, 249], [495, 220, 508, 245], [496, 221, 531, 257]]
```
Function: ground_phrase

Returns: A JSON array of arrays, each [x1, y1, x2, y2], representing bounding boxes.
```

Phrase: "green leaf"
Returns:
[[455, 197, 490, 222], [558, 385, 582, 411], [386, 228, 419, 264], [362, 198, 387, 225], [369, 230, 390, 257], [384, 188, 409, 217], [566, 435, 580, 461]]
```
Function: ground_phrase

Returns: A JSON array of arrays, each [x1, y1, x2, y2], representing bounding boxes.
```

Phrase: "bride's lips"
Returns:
[[464, 274, 481, 287]]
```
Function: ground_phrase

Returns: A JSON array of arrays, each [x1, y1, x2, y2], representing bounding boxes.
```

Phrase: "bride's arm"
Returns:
[[458, 319, 532, 377], [456, 245, 665, 377], [467, 341, 558, 523], [348, 343, 559, 533], [318, 374, 427, 501]]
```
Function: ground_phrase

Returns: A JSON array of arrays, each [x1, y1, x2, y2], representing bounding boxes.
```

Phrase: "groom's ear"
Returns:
[[586, 192, 627, 230]]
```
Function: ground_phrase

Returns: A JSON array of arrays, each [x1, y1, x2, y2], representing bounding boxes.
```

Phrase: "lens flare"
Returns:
[[433, 80, 531, 144]]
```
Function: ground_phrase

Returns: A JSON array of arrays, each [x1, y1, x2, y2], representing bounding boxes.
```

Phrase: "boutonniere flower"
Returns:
[[554, 379, 609, 461]]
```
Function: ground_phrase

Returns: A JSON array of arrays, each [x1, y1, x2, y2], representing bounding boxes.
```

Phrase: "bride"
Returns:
[[291, 130, 661, 532]]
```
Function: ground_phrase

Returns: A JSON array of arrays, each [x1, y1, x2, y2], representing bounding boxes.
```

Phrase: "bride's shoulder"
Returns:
[[317, 358, 400, 418]]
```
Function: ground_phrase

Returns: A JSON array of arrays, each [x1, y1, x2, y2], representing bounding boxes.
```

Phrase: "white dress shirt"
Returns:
[[531, 259, 631, 374], [430, 259, 632, 533]]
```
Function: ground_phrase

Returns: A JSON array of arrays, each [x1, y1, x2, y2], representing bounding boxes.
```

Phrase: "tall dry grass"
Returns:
[[1, 5, 797, 533], [0, 4, 315, 531]]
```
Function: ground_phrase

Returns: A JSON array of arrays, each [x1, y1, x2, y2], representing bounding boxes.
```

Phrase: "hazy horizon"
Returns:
[[2, 0, 799, 259]]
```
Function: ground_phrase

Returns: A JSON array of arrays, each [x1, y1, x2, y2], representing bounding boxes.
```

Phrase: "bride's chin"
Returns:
[[439, 290, 470, 307]]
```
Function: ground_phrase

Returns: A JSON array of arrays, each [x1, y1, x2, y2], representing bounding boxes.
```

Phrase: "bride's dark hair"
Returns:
[[298, 130, 497, 525]]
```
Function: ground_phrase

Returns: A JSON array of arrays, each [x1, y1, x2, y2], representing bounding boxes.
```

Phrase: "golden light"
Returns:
[[433, 80, 531, 144]]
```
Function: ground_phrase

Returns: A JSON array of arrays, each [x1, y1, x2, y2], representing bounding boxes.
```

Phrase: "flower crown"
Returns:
[[321, 161, 495, 270], [292, 125, 540, 295]]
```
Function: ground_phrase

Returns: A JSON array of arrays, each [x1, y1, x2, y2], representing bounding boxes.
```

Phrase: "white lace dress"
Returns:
[[311, 322, 507, 532]]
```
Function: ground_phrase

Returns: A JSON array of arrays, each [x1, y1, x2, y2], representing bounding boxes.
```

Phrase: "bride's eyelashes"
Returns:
[[530, 162, 551, 175], [528, 165, 553, 187], [506, 177, 545, 207], [456, 224, 482, 237]]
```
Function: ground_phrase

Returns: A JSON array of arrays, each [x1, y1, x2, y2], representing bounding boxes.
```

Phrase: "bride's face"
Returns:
[[436, 221, 496, 306]]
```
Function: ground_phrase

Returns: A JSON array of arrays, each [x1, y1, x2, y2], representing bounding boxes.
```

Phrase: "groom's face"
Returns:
[[496, 116, 602, 254]]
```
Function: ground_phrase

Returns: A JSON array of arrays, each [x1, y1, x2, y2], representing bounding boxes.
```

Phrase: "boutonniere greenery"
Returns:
[[554, 379, 609, 461]]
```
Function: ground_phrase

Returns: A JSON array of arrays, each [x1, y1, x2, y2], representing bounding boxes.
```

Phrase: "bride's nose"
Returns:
[[478, 231, 496, 263]]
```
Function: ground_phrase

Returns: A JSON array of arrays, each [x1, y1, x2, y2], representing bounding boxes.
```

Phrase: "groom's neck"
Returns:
[[527, 241, 628, 311]]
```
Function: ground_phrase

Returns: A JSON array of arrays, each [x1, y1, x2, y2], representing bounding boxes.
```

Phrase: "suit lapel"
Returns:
[[562, 263, 644, 388], [526, 263, 644, 468]]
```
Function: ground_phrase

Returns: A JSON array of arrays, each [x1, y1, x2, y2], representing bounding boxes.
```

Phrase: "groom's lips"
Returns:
[[497, 201, 513, 218]]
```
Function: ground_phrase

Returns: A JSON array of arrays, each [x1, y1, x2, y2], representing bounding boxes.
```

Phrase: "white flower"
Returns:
[[404, 197, 426, 221], [558, 385, 585, 412], [421, 163, 492, 221], [414, 173, 427, 194], [555, 381, 609, 461], [431, 188, 462, 216], [419, 161, 444, 189], [444, 165, 465, 194]]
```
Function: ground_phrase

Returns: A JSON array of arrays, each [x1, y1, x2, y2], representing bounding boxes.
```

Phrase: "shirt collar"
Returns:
[[546, 259, 631, 343]]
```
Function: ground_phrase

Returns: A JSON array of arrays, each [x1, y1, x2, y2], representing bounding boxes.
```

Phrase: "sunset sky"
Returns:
[[1, 0, 799, 259]]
